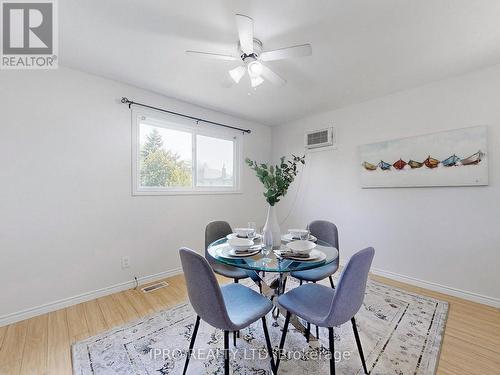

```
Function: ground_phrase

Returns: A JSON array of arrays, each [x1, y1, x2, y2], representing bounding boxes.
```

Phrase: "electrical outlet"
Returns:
[[121, 256, 130, 269]]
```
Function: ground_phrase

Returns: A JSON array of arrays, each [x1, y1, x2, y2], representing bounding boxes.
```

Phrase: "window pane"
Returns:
[[139, 123, 192, 188], [196, 135, 234, 187]]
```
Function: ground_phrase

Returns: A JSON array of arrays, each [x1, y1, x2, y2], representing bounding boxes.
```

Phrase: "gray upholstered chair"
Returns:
[[205, 221, 249, 283], [179, 248, 275, 375], [290, 220, 340, 339], [276, 247, 375, 374], [291, 220, 339, 288]]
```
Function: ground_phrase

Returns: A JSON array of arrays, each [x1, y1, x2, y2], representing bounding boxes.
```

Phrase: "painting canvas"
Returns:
[[359, 126, 488, 188]]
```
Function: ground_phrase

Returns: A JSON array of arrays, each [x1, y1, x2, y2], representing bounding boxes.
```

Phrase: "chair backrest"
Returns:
[[308, 220, 339, 249], [179, 247, 232, 330], [205, 221, 233, 261], [322, 247, 374, 326]]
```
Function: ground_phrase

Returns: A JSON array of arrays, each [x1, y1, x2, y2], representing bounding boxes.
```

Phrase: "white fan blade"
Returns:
[[186, 50, 238, 61], [260, 44, 312, 61], [235, 14, 254, 54], [260, 64, 286, 86]]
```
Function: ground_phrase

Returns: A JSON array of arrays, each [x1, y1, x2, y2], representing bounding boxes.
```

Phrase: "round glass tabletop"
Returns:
[[208, 237, 338, 273]]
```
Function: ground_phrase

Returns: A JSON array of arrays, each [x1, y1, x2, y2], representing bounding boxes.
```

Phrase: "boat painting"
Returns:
[[362, 161, 378, 171], [441, 154, 461, 167], [408, 160, 424, 169], [378, 161, 392, 170], [393, 159, 407, 170], [358, 126, 488, 187], [424, 156, 440, 169], [461, 150, 484, 166]]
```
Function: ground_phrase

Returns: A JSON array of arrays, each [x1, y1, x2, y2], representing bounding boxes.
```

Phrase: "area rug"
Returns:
[[72, 277, 448, 374]]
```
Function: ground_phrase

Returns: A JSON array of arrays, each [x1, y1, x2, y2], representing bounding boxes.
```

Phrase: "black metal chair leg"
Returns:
[[328, 327, 336, 375], [299, 279, 303, 286], [233, 331, 236, 346], [329, 276, 335, 289], [262, 317, 276, 373], [351, 317, 368, 374], [183, 315, 200, 375], [224, 330, 230, 375], [276, 311, 291, 372], [305, 322, 311, 343], [316, 325, 320, 339], [234, 278, 239, 283]]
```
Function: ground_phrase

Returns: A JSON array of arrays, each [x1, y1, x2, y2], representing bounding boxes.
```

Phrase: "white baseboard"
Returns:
[[371, 267, 500, 308], [0, 268, 183, 327]]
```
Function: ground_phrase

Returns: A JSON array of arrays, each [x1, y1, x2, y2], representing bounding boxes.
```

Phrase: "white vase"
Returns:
[[263, 205, 281, 249]]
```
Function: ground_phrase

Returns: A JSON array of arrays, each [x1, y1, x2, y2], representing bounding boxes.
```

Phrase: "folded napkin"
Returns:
[[276, 250, 310, 259], [234, 245, 262, 253]]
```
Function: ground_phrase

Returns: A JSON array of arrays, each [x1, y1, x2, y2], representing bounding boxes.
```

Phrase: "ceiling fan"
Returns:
[[186, 14, 312, 88]]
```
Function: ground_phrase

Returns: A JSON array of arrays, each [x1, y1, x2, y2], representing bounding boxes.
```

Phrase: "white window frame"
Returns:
[[132, 108, 242, 196]]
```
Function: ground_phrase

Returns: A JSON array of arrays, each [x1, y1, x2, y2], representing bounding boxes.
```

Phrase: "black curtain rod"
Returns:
[[120, 97, 251, 134]]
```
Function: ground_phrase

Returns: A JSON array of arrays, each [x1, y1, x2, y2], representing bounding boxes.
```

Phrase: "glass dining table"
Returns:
[[208, 237, 339, 342]]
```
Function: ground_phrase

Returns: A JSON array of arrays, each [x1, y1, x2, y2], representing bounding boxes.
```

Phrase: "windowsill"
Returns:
[[132, 189, 243, 196]]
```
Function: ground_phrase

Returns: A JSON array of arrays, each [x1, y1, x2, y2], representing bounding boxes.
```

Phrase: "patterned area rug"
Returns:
[[72, 277, 448, 374]]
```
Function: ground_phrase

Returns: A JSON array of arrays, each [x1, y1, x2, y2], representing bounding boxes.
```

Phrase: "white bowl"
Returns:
[[228, 237, 254, 251], [234, 228, 254, 237], [286, 240, 316, 254], [288, 229, 309, 239]]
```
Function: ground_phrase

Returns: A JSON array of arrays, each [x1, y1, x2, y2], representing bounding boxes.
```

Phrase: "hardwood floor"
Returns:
[[0, 273, 498, 374]]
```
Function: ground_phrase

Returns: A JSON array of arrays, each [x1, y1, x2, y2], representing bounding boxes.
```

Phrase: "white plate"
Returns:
[[216, 246, 261, 258], [227, 233, 262, 240], [286, 240, 316, 254], [227, 237, 254, 251], [281, 233, 317, 243], [276, 249, 326, 262]]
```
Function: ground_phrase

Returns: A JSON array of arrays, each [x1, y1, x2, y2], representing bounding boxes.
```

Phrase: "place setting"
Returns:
[[281, 228, 318, 243], [216, 222, 264, 259], [274, 236, 326, 262]]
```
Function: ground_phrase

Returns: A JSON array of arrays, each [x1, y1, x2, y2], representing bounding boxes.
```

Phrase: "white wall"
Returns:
[[0, 67, 271, 322], [272, 65, 500, 305]]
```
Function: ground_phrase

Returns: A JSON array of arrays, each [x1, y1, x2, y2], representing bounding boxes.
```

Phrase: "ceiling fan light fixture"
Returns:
[[250, 75, 264, 88], [247, 60, 263, 76], [229, 66, 246, 83]]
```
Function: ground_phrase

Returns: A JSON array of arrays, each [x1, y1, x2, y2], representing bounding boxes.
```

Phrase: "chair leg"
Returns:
[[261, 316, 276, 373], [299, 279, 303, 286], [328, 327, 336, 375], [351, 317, 368, 374], [329, 276, 335, 289], [276, 311, 291, 372], [224, 330, 230, 375], [305, 322, 311, 343], [234, 278, 239, 283], [316, 325, 320, 339], [183, 315, 200, 375], [233, 331, 236, 346]]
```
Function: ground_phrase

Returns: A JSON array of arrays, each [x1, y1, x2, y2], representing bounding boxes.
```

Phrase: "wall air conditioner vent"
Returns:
[[305, 127, 336, 150]]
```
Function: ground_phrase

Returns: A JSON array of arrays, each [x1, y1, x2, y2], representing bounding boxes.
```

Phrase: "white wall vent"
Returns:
[[305, 127, 336, 150]]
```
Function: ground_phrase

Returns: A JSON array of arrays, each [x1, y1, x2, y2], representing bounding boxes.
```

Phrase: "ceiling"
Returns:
[[60, 0, 500, 125]]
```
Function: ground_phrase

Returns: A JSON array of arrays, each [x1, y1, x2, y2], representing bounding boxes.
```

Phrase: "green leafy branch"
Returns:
[[245, 155, 305, 206]]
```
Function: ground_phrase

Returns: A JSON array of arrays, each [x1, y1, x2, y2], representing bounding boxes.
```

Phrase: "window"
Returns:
[[132, 109, 241, 195]]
